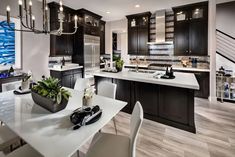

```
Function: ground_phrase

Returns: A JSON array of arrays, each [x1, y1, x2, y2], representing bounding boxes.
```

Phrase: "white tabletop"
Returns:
[[0, 89, 127, 157]]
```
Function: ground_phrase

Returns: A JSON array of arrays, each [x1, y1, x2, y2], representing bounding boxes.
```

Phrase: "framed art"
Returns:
[[0, 15, 21, 71]]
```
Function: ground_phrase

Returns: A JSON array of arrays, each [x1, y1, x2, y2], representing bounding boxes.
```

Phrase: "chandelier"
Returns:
[[4, 0, 78, 36]]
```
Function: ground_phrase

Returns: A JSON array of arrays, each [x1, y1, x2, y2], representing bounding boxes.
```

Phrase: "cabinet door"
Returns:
[[138, 27, 149, 55], [135, 82, 158, 117], [113, 79, 132, 113], [174, 21, 189, 55], [194, 72, 209, 98], [128, 27, 138, 54], [100, 23, 105, 55], [159, 86, 190, 125], [189, 20, 208, 56], [61, 75, 72, 88]]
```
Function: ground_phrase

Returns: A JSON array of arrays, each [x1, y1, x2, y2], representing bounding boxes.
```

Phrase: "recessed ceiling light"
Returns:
[[106, 11, 110, 14], [135, 4, 140, 8]]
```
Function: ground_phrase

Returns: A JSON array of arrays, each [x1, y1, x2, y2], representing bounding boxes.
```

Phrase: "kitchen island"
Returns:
[[94, 70, 199, 133]]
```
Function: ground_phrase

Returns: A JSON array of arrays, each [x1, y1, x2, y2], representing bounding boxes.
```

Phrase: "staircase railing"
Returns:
[[216, 29, 235, 64]]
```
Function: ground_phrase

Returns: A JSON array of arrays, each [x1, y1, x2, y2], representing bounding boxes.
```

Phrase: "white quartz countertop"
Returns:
[[93, 70, 199, 90], [124, 64, 210, 72], [172, 65, 210, 72], [49, 64, 83, 72]]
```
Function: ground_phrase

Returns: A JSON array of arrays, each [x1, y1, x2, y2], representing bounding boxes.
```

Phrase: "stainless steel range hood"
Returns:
[[147, 10, 173, 45]]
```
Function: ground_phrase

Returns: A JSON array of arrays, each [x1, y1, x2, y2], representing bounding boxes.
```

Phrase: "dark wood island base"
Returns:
[[95, 76, 196, 133]]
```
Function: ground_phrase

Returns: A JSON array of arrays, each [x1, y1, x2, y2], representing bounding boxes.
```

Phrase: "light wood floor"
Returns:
[[81, 98, 235, 157]]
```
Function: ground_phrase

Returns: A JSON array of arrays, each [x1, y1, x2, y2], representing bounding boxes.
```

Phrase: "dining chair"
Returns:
[[0, 126, 19, 152], [0, 144, 42, 157], [74, 78, 90, 92], [97, 81, 117, 134], [85, 101, 143, 157]]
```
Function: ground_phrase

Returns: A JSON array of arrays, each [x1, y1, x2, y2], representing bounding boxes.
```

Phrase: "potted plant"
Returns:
[[31, 77, 71, 113], [83, 86, 95, 107], [21, 73, 31, 91], [114, 56, 124, 72]]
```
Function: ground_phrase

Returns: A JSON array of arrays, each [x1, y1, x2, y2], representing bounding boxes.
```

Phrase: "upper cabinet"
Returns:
[[173, 2, 208, 56], [126, 12, 151, 55], [100, 20, 106, 55], [73, 9, 103, 64], [49, 2, 75, 56], [49, 4, 105, 57], [76, 9, 102, 36]]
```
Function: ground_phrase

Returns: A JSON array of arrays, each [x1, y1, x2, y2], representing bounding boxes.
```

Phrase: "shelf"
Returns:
[[217, 97, 235, 101]]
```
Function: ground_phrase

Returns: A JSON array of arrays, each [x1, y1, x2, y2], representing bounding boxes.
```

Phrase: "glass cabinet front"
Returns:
[[176, 11, 187, 21], [192, 8, 204, 19], [138, 16, 149, 26]]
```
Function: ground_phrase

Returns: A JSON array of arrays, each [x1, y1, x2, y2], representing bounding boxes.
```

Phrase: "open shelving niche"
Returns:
[[216, 73, 235, 102]]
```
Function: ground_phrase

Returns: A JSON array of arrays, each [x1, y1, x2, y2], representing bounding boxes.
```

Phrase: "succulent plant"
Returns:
[[32, 77, 71, 104]]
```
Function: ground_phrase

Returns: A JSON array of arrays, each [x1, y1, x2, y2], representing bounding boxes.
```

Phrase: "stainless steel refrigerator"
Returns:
[[84, 34, 100, 84]]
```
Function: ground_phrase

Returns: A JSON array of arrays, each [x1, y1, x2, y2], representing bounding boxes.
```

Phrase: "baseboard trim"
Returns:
[[208, 96, 217, 103]]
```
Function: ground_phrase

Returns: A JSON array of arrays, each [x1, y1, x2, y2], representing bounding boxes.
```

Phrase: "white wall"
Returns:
[[0, 0, 50, 80], [105, 18, 129, 63], [117, 34, 121, 50], [105, 18, 127, 54], [216, 54, 235, 71], [216, 1, 235, 71], [216, 1, 235, 37]]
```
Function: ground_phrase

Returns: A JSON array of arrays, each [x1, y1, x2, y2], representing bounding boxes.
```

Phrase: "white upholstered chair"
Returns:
[[85, 101, 143, 157], [74, 78, 90, 92], [97, 82, 117, 134], [0, 126, 19, 152], [0, 144, 42, 157]]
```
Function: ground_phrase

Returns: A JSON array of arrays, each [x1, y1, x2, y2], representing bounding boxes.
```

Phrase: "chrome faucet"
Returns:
[[135, 64, 139, 72]]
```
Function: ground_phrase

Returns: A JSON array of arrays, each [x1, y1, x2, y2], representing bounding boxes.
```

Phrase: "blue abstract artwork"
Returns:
[[0, 21, 15, 66]]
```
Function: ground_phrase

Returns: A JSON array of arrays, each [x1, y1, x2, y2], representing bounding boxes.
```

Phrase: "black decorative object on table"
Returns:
[[14, 86, 31, 95], [70, 105, 102, 130]]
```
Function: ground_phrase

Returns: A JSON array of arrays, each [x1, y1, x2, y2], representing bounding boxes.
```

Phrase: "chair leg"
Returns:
[[113, 118, 117, 135]]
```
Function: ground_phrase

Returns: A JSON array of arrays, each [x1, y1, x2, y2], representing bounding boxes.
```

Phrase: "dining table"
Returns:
[[0, 88, 127, 157]]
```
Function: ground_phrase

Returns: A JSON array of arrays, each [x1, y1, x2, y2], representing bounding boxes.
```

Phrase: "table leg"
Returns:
[[77, 150, 85, 157]]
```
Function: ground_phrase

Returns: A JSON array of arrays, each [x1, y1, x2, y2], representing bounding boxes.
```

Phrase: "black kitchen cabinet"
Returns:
[[135, 82, 158, 117], [173, 2, 208, 56], [138, 27, 149, 55], [174, 21, 189, 55], [159, 86, 192, 125], [194, 72, 209, 98], [173, 70, 210, 99], [189, 20, 208, 55], [126, 12, 151, 55], [100, 20, 106, 55], [113, 79, 133, 113], [95, 76, 196, 133], [49, 2, 75, 56], [128, 27, 138, 55], [50, 69, 83, 88]]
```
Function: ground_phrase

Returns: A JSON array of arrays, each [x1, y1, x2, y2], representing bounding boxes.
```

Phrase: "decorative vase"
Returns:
[[116, 66, 123, 72], [31, 91, 68, 113], [83, 97, 93, 107], [21, 80, 30, 91]]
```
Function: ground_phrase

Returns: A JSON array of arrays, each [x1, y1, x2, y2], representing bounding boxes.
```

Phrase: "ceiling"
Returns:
[[47, 0, 233, 21]]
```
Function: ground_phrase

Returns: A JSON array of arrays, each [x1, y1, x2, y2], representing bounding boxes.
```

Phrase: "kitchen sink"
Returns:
[[128, 69, 156, 74], [53, 63, 80, 69]]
